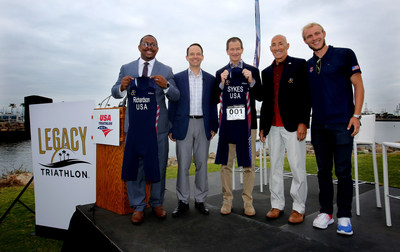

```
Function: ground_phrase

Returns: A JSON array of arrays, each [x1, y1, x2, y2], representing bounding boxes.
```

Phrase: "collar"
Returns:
[[188, 68, 203, 77], [313, 45, 332, 61], [229, 60, 243, 69], [272, 57, 287, 67], [139, 58, 156, 66]]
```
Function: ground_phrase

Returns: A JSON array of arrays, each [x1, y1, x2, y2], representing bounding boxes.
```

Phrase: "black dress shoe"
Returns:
[[172, 201, 189, 217], [195, 201, 209, 215]]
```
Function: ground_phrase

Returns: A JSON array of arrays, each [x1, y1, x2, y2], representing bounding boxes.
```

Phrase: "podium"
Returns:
[[95, 107, 150, 215]]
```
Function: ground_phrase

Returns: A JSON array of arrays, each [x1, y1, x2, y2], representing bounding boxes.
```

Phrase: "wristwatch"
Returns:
[[165, 82, 170, 89], [353, 114, 362, 120]]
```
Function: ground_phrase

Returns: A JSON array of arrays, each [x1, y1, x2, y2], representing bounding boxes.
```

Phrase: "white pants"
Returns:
[[268, 126, 307, 213]]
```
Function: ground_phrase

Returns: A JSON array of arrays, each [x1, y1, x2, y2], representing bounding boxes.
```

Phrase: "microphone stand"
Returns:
[[98, 95, 112, 108]]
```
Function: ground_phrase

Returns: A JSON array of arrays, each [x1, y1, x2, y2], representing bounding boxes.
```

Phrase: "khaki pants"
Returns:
[[220, 129, 256, 204]]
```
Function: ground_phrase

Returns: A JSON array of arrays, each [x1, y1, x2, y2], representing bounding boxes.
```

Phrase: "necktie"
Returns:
[[142, 62, 149, 77]]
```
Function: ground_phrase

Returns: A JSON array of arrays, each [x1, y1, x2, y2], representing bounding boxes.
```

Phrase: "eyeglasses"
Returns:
[[141, 42, 158, 48], [316, 58, 321, 74]]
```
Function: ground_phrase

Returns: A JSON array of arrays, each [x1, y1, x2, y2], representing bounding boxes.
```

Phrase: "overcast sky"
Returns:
[[1, 0, 399, 114]]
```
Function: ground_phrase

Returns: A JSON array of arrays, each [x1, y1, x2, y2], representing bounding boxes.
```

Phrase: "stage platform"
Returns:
[[62, 172, 400, 251]]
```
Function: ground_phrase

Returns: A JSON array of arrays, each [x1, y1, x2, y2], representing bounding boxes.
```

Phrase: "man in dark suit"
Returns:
[[259, 34, 311, 224], [213, 37, 262, 217], [111, 35, 180, 224], [168, 43, 218, 217]]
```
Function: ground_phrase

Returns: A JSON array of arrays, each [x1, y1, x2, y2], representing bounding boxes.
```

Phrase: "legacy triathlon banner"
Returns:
[[30, 100, 96, 230]]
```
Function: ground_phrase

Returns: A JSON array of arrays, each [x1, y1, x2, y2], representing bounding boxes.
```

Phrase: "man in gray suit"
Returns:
[[111, 34, 180, 224], [168, 43, 218, 217]]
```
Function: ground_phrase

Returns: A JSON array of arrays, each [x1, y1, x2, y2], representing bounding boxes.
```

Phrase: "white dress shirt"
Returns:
[[188, 69, 203, 116]]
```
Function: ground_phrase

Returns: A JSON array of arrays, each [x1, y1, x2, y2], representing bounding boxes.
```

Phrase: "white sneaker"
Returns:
[[337, 217, 353, 235], [313, 213, 334, 229]]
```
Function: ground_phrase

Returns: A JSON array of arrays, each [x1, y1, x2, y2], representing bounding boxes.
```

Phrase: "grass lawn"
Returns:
[[1, 152, 399, 251], [167, 152, 400, 188], [0, 186, 63, 252]]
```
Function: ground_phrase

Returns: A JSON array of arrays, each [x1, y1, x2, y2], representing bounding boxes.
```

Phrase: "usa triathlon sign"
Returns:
[[30, 101, 96, 230], [93, 108, 120, 146]]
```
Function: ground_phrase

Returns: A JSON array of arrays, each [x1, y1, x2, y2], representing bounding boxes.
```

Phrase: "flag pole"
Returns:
[[253, 0, 261, 68]]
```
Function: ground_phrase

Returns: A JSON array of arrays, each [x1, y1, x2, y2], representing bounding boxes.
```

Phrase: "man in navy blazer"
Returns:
[[212, 37, 262, 217], [168, 43, 218, 217], [111, 35, 180, 224], [259, 35, 311, 224]]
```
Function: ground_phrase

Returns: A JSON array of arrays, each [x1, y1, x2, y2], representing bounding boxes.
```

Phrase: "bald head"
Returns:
[[271, 34, 287, 44], [270, 34, 289, 64]]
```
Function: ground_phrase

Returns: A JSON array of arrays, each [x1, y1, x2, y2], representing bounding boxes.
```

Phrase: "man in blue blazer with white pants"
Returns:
[[111, 35, 180, 224], [168, 43, 218, 217]]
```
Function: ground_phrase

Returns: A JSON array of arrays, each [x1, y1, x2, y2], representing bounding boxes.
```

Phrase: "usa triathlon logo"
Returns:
[[97, 114, 113, 137], [98, 125, 113, 137]]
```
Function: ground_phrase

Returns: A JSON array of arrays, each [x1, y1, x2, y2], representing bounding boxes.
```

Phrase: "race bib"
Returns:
[[226, 105, 245, 120]]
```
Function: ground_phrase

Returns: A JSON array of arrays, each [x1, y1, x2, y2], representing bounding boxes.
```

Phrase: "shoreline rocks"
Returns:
[[0, 172, 33, 188]]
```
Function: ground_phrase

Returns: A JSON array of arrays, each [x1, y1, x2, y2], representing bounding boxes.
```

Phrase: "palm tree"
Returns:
[[9, 103, 16, 114], [19, 103, 25, 121]]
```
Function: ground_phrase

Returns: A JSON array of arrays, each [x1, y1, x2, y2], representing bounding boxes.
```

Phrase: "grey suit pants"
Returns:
[[176, 118, 210, 203], [126, 131, 169, 211]]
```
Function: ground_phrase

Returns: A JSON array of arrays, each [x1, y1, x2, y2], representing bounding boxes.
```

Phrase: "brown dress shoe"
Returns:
[[131, 211, 144, 225], [288, 210, 305, 224], [266, 208, 283, 219], [153, 206, 167, 219]]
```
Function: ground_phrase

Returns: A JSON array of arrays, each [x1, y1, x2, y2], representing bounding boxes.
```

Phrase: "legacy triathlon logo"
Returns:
[[36, 127, 91, 179], [40, 148, 90, 168], [97, 114, 113, 137]]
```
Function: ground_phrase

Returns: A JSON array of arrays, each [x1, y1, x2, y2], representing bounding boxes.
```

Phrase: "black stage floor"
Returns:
[[62, 172, 400, 252]]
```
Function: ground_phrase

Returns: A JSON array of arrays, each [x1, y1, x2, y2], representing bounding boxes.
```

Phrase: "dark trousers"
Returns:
[[311, 123, 354, 218]]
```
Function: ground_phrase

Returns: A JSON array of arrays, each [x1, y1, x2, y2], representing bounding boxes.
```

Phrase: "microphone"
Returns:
[[118, 95, 128, 107]]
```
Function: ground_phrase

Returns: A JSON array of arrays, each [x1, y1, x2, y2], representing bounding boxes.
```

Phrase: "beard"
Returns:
[[309, 40, 326, 52]]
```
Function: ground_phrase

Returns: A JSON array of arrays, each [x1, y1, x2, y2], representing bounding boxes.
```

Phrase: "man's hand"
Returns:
[[242, 69, 254, 83], [151, 75, 168, 88], [168, 133, 176, 142], [347, 117, 361, 137], [220, 70, 229, 85], [211, 131, 216, 140], [259, 130, 266, 143], [297, 123, 307, 141], [120, 76, 134, 91]]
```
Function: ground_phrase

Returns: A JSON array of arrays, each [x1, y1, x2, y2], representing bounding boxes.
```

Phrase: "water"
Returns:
[[1, 122, 399, 176], [375, 121, 400, 145], [0, 140, 32, 175]]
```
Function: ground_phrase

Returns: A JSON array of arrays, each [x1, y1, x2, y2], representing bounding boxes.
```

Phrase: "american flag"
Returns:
[[352, 65, 360, 71]]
